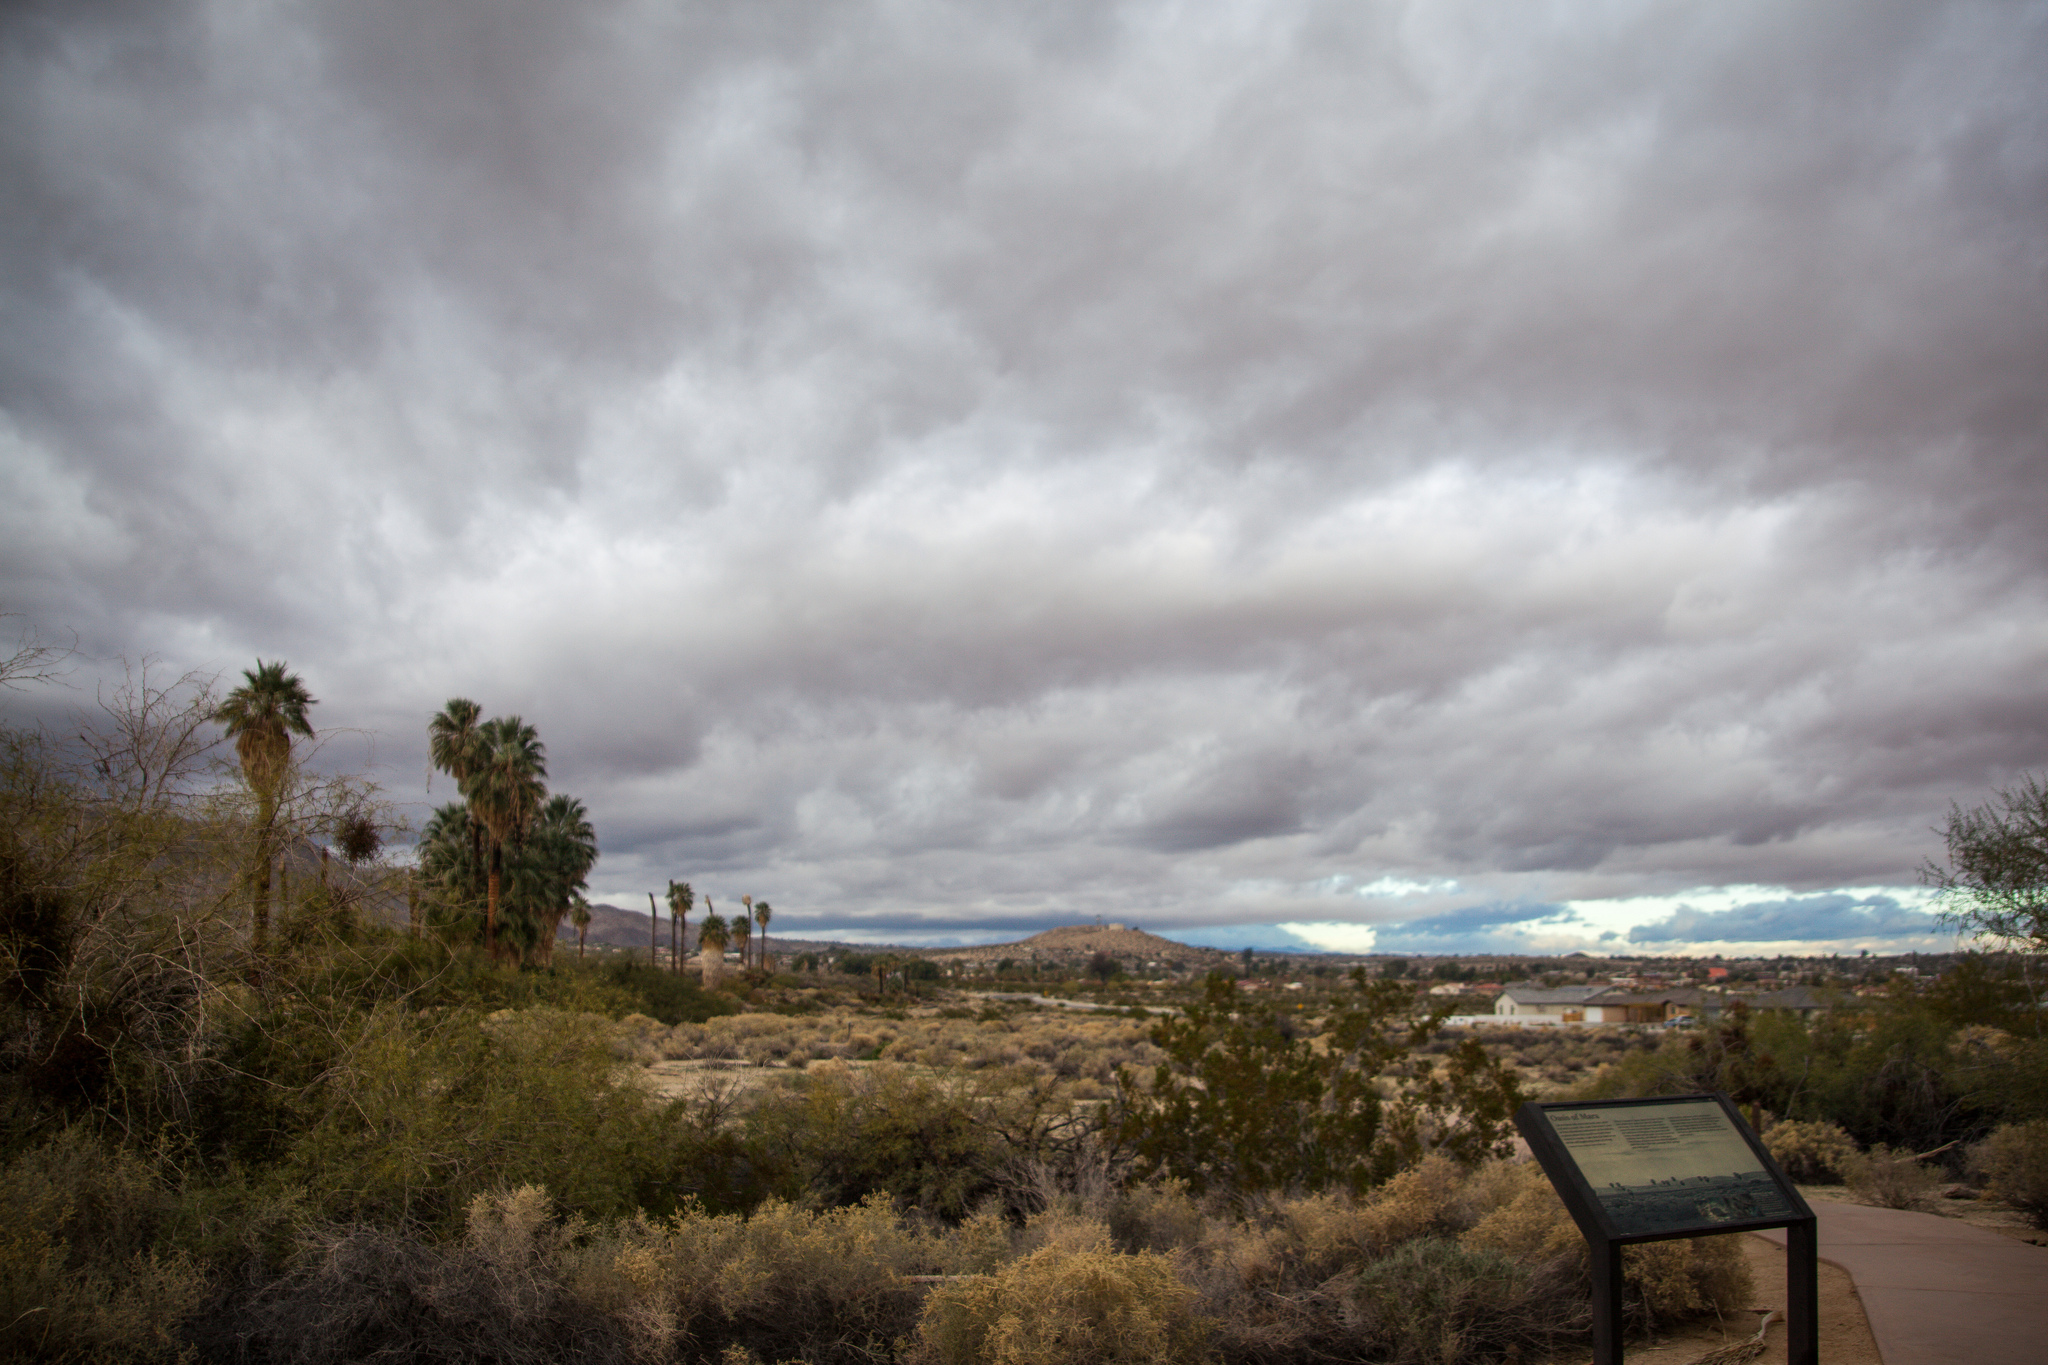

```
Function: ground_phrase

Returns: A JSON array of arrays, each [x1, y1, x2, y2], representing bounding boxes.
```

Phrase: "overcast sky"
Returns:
[[5, 0, 2044, 956]]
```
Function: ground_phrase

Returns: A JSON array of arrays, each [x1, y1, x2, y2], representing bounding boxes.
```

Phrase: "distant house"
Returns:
[[1580, 988, 1706, 1024], [1494, 985, 1603, 1021], [1713, 986, 1838, 1020]]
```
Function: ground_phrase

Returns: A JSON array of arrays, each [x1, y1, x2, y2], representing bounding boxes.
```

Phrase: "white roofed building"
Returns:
[[1494, 984, 1603, 1020]]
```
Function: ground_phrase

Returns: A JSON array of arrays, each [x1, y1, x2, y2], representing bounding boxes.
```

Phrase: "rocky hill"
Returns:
[[925, 924, 1231, 972]]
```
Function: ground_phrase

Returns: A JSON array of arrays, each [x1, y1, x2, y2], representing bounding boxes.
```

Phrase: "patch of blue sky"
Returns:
[[1554, 885, 1942, 952], [1271, 885, 1960, 958], [1369, 901, 1590, 956]]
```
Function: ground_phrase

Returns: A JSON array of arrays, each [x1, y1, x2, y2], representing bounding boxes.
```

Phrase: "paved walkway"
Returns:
[[1753, 1201, 2048, 1364]]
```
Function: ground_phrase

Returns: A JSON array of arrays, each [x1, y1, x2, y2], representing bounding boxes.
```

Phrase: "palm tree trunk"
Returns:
[[251, 795, 275, 953], [407, 873, 420, 938], [486, 848, 502, 961], [648, 893, 659, 967], [577, 923, 587, 959]]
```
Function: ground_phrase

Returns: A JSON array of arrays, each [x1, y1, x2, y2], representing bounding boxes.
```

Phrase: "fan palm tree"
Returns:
[[214, 659, 315, 952], [467, 715, 546, 961], [417, 801, 483, 897], [571, 892, 592, 959], [753, 900, 772, 971], [528, 793, 596, 966], [667, 880, 694, 976], [429, 697, 486, 872], [729, 914, 751, 975], [428, 697, 483, 789], [698, 913, 729, 989]]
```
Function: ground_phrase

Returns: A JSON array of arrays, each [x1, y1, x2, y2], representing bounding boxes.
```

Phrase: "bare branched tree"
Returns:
[[0, 611, 75, 693]]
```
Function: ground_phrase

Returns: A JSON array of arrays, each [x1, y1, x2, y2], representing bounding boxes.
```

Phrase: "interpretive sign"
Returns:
[[1537, 1095, 1805, 1238], [1516, 1094, 1816, 1365]]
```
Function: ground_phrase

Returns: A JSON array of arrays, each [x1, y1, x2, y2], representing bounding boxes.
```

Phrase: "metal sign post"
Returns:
[[1516, 1093, 1818, 1365]]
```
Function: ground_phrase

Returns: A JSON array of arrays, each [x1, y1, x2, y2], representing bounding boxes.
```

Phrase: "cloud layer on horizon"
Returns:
[[3, 1, 2044, 954]]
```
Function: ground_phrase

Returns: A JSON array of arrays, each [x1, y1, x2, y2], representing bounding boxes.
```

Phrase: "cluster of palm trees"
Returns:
[[650, 884, 775, 987], [416, 699, 597, 966]]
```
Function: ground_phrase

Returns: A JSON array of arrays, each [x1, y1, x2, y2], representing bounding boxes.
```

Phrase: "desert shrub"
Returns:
[[741, 1035, 791, 1065], [1105, 1179, 1209, 1254], [911, 1229, 1208, 1365], [1581, 1001, 2006, 1155], [928, 1201, 1019, 1275], [1461, 1161, 1752, 1336], [0, 1131, 208, 1364], [157, 1165, 310, 1281], [662, 1195, 934, 1363], [1763, 1119, 1858, 1183], [1114, 973, 1522, 1200], [1622, 1238, 1753, 1335], [279, 1006, 724, 1227], [1174, 1178, 1585, 1365], [744, 1066, 1007, 1219], [218, 1187, 646, 1365], [1970, 1121, 2048, 1226], [1844, 1145, 1940, 1209], [1338, 1238, 1575, 1365], [1231, 1153, 1480, 1292], [1345, 1153, 1478, 1251], [600, 959, 743, 1025], [1460, 1163, 1583, 1268]]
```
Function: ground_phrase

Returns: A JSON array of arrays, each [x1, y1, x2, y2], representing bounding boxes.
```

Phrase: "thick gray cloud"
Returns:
[[3, 0, 2044, 951]]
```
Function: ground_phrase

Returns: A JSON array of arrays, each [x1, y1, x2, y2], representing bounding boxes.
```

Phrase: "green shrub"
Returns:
[[1763, 1120, 1857, 1183], [599, 959, 743, 1025], [1971, 1120, 2048, 1227], [744, 1067, 1007, 1220], [912, 1229, 1208, 1365], [279, 1006, 732, 1228], [1113, 973, 1522, 1200], [0, 1131, 208, 1363]]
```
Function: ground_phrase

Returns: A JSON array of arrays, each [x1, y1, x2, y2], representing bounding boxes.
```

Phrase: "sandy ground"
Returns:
[[639, 1057, 814, 1103]]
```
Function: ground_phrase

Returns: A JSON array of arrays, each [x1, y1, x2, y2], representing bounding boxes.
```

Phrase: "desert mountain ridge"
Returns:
[[923, 923, 1233, 968]]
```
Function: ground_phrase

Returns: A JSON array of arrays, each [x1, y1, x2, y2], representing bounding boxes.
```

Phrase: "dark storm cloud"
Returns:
[[2, 1, 2045, 948], [1627, 893, 1941, 945]]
